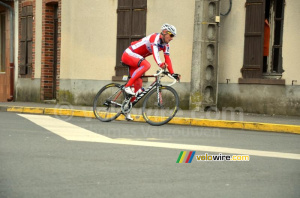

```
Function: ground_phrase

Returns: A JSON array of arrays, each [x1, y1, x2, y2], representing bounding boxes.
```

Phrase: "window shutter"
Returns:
[[115, 4, 132, 76], [27, 14, 33, 75], [113, 0, 147, 79], [19, 7, 27, 75], [241, 0, 265, 78], [132, 0, 146, 38], [19, 6, 33, 76]]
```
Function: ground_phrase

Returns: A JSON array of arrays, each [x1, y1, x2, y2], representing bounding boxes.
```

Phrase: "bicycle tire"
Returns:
[[93, 83, 125, 122], [142, 86, 179, 126]]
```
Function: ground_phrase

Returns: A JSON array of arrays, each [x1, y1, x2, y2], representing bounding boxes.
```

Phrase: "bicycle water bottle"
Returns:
[[135, 87, 145, 97]]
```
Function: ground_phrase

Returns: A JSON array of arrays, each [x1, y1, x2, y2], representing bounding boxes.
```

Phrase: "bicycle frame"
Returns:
[[121, 62, 177, 109], [131, 75, 160, 106]]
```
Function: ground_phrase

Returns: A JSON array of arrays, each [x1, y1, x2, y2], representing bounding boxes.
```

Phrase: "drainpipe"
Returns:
[[0, 1, 14, 101]]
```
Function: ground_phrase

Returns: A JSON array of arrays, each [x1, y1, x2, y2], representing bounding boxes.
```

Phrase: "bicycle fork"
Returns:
[[157, 86, 163, 108]]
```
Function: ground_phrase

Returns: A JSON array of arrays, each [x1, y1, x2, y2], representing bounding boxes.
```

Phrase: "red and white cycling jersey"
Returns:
[[122, 32, 175, 93], [126, 33, 171, 66]]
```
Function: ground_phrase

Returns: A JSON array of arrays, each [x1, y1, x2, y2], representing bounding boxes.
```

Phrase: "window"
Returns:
[[19, 5, 33, 76], [0, 13, 5, 72], [240, 0, 285, 84], [263, 0, 285, 76], [112, 0, 147, 81]]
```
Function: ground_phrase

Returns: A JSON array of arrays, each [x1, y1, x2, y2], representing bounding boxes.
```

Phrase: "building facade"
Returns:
[[0, 0, 299, 116]]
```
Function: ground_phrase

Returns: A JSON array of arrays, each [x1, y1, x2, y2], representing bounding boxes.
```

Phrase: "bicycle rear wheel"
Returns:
[[142, 86, 179, 126], [93, 83, 125, 122]]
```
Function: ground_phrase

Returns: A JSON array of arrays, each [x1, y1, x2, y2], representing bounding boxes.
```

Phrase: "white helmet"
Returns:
[[161, 23, 177, 36]]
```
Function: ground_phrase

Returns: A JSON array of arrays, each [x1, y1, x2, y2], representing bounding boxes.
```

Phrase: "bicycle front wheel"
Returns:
[[142, 86, 179, 126], [93, 83, 125, 122]]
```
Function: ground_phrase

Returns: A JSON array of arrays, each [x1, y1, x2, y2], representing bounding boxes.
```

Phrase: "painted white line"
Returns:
[[19, 114, 300, 160], [105, 140, 300, 160], [18, 114, 111, 141]]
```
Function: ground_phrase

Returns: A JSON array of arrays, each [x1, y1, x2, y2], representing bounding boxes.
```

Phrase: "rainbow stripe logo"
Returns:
[[176, 151, 196, 163]]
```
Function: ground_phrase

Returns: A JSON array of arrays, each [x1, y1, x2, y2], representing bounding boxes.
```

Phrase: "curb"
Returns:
[[3, 105, 300, 134]]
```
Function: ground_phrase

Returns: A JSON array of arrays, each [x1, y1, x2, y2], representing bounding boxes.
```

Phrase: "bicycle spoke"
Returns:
[[93, 84, 125, 122], [142, 86, 179, 126]]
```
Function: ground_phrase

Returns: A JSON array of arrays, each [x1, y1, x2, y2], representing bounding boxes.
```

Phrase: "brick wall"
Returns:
[[18, 0, 61, 100], [41, 0, 61, 100]]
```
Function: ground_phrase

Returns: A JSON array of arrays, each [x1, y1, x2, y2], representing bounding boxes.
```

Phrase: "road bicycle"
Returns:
[[93, 62, 180, 126]]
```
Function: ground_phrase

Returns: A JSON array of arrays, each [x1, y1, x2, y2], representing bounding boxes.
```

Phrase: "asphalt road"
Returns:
[[0, 112, 299, 198]]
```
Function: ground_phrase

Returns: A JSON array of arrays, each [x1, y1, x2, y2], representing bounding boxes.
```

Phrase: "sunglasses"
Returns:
[[167, 31, 175, 38]]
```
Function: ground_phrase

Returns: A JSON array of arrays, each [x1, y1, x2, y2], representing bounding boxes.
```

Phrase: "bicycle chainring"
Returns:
[[121, 99, 132, 114]]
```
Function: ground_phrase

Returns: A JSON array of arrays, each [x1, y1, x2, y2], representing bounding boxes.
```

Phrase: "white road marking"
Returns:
[[19, 114, 300, 160], [18, 114, 111, 141]]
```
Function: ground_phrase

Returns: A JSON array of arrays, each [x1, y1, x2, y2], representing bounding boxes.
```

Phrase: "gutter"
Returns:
[[0, 1, 14, 101]]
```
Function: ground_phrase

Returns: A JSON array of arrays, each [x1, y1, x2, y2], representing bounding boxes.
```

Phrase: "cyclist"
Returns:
[[121, 23, 180, 120]]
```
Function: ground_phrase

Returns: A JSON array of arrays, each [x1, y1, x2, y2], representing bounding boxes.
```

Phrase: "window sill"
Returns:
[[238, 78, 285, 85], [112, 76, 148, 82], [19, 74, 33, 78]]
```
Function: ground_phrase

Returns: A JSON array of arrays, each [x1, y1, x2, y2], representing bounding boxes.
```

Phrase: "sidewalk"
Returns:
[[0, 102, 299, 134]]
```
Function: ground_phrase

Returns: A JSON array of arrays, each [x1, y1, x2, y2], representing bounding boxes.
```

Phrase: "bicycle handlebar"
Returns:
[[153, 68, 178, 86], [153, 69, 164, 76], [167, 74, 177, 86]]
